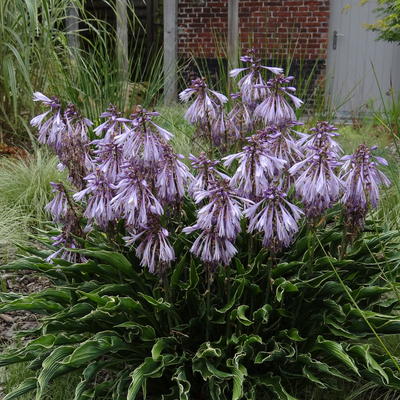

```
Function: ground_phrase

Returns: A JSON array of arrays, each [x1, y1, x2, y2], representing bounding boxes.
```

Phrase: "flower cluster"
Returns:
[[31, 93, 92, 189], [289, 145, 342, 219], [245, 185, 303, 252], [179, 78, 228, 146], [341, 144, 390, 233], [184, 177, 247, 268], [223, 134, 287, 198], [230, 48, 283, 106], [31, 49, 390, 273], [33, 100, 191, 273], [45, 182, 85, 263]]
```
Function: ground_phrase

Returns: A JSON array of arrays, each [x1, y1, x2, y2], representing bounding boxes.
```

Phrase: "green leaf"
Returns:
[[257, 373, 298, 400], [193, 360, 233, 381], [234, 258, 245, 274], [253, 304, 272, 324], [172, 366, 191, 400], [353, 286, 391, 299], [36, 346, 75, 399], [171, 252, 188, 286], [275, 278, 298, 302], [216, 279, 245, 314], [271, 261, 303, 278], [232, 305, 253, 326], [349, 344, 389, 384], [3, 377, 37, 400], [195, 342, 222, 359], [138, 293, 171, 310], [114, 322, 156, 341], [62, 332, 129, 368], [227, 354, 247, 400], [279, 328, 306, 342], [0, 296, 64, 314], [77, 249, 133, 276], [252, 248, 267, 268], [78, 291, 108, 306], [298, 354, 354, 383], [302, 365, 327, 389], [74, 361, 110, 400], [314, 336, 360, 375], [152, 338, 170, 361], [188, 259, 199, 289], [127, 358, 162, 400], [255, 342, 288, 364]]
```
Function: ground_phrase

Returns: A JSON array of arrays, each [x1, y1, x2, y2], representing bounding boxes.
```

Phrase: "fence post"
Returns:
[[116, 0, 129, 82], [228, 0, 239, 91], [163, 0, 178, 104], [66, 2, 80, 50]]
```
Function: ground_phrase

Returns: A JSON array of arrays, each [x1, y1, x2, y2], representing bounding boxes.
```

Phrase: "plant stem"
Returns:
[[162, 270, 174, 334], [339, 226, 348, 261], [307, 224, 316, 274], [206, 263, 212, 341], [225, 265, 232, 340], [265, 252, 275, 306], [293, 224, 316, 327]]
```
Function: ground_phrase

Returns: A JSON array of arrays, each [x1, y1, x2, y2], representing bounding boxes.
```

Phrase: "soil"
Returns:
[[0, 270, 51, 396], [0, 271, 51, 343]]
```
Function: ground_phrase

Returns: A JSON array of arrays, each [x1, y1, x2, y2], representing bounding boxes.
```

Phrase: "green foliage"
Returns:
[[0, 0, 163, 141], [1, 210, 400, 399], [367, 0, 400, 43], [1, 361, 80, 400], [154, 106, 195, 157], [0, 202, 28, 263], [0, 149, 67, 221]]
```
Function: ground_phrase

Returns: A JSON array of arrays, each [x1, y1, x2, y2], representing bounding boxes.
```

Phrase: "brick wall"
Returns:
[[178, 0, 330, 60]]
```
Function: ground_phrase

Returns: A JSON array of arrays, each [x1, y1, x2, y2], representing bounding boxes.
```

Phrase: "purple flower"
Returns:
[[223, 134, 287, 199], [91, 135, 124, 184], [188, 153, 230, 195], [111, 161, 164, 227], [93, 104, 131, 140], [185, 180, 245, 240], [60, 104, 93, 189], [183, 180, 248, 268], [298, 121, 342, 156], [210, 106, 229, 146], [46, 205, 85, 264], [258, 124, 304, 167], [227, 93, 253, 138], [156, 144, 193, 203], [45, 183, 69, 223], [31, 96, 93, 189], [115, 107, 172, 164], [47, 227, 87, 264], [30, 92, 64, 149], [244, 185, 303, 251], [187, 231, 237, 267], [340, 144, 390, 232], [254, 75, 303, 124], [230, 49, 283, 106], [179, 78, 228, 126], [125, 222, 175, 274], [289, 146, 342, 218], [64, 103, 92, 142], [73, 169, 117, 229]]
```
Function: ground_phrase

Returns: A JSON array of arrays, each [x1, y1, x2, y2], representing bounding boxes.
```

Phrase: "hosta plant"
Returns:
[[1, 49, 400, 400]]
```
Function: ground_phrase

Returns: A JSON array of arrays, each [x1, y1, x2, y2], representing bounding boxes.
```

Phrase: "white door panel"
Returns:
[[326, 0, 400, 117]]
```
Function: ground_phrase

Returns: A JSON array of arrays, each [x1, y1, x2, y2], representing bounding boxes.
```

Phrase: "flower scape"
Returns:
[[1, 50, 399, 400]]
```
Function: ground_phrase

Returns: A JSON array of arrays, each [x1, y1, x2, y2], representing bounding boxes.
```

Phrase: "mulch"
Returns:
[[0, 270, 51, 396], [0, 271, 51, 343]]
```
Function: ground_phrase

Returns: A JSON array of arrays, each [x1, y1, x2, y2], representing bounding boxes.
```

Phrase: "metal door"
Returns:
[[326, 0, 400, 117]]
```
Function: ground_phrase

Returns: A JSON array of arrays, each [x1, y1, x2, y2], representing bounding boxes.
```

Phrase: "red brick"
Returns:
[[178, 0, 330, 60]]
